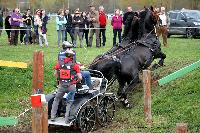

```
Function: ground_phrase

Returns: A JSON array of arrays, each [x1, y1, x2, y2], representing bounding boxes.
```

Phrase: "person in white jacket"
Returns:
[[56, 9, 67, 48]]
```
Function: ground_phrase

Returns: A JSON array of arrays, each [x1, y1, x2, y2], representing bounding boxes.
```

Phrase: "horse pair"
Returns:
[[89, 6, 166, 108]]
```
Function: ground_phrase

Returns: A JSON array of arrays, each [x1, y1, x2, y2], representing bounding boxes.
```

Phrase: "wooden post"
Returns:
[[32, 51, 48, 133], [176, 123, 188, 133], [32, 51, 44, 93], [143, 70, 152, 124]]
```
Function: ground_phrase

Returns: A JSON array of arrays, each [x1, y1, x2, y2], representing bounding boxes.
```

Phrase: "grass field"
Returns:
[[0, 18, 200, 132]]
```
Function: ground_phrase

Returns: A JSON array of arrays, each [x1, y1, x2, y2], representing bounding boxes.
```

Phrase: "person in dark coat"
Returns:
[[82, 11, 90, 47], [0, 11, 3, 36], [122, 6, 135, 38], [5, 12, 12, 43], [72, 9, 84, 48], [64, 9, 74, 43]]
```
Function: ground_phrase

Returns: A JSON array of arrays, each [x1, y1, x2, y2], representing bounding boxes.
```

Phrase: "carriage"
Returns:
[[45, 70, 116, 132]]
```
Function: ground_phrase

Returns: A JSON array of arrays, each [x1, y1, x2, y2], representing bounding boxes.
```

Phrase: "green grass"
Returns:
[[0, 18, 200, 132]]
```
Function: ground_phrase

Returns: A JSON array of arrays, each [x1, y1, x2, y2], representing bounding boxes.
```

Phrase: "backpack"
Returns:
[[57, 61, 77, 87]]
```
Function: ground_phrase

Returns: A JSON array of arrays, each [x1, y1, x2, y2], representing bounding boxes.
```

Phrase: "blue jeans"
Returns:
[[81, 71, 92, 89], [57, 30, 66, 47], [25, 25, 32, 44]]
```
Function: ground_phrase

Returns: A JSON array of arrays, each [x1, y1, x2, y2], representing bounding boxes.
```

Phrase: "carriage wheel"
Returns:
[[97, 96, 115, 127], [77, 105, 96, 133]]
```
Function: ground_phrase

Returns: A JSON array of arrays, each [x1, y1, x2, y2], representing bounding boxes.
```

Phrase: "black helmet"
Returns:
[[62, 41, 73, 49], [65, 49, 75, 57]]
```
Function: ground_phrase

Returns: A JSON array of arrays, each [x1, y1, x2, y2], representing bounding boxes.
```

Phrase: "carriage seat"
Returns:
[[76, 78, 101, 95]]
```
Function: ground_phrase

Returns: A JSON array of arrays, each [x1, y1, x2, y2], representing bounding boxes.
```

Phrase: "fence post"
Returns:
[[31, 51, 48, 133], [176, 123, 188, 133], [143, 70, 152, 124]]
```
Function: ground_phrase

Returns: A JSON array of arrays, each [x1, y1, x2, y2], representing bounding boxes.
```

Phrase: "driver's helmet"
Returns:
[[65, 49, 75, 57], [62, 41, 73, 49]]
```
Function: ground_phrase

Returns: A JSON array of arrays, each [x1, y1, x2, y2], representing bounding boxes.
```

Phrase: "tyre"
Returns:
[[97, 96, 115, 127], [186, 28, 193, 38], [77, 105, 96, 133]]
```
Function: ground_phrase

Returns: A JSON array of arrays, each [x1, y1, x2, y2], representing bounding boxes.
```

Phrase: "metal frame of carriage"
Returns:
[[45, 70, 116, 132]]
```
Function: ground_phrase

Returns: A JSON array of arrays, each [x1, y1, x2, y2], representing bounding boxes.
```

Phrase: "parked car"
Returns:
[[167, 9, 200, 38]]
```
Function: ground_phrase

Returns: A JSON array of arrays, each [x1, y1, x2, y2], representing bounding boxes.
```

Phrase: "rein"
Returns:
[[88, 44, 136, 68]]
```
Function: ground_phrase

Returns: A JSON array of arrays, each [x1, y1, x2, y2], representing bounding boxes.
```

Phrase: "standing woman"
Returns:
[[39, 9, 49, 47], [111, 9, 123, 47], [33, 9, 41, 43], [82, 11, 90, 47], [56, 9, 67, 48]]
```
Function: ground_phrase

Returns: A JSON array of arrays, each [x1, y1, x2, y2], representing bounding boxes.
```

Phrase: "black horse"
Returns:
[[89, 7, 166, 108]]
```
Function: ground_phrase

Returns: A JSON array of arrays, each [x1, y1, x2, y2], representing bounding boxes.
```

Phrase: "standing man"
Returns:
[[122, 6, 135, 38], [10, 8, 23, 45], [99, 6, 107, 47], [158, 7, 169, 47], [72, 9, 84, 48], [65, 9, 74, 43], [88, 4, 100, 48], [23, 9, 33, 45]]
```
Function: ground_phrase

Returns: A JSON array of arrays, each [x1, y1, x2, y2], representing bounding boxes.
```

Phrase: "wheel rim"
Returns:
[[98, 96, 115, 126], [186, 29, 192, 38], [78, 105, 96, 132]]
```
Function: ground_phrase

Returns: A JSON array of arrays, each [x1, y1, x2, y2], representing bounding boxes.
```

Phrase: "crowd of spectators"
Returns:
[[0, 8, 49, 47]]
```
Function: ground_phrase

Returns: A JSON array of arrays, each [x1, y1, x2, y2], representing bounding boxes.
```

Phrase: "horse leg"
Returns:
[[119, 71, 139, 108], [152, 51, 166, 70], [157, 51, 166, 66]]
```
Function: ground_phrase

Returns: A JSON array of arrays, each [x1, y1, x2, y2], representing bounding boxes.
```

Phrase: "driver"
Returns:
[[51, 48, 82, 123]]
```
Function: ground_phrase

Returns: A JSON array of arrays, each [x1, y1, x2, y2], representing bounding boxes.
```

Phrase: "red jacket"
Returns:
[[99, 11, 107, 28]]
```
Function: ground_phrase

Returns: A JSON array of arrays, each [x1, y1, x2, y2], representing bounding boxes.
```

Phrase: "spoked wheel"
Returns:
[[97, 96, 115, 127], [77, 105, 96, 133]]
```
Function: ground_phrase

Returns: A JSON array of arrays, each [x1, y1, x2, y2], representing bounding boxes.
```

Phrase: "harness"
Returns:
[[58, 61, 77, 87]]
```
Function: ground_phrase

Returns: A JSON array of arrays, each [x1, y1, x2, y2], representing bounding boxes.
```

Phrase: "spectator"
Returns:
[[99, 6, 107, 47], [88, 4, 100, 48], [56, 9, 67, 48], [72, 9, 84, 48], [20, 12, 26, 45], [0, 11, 3, 36], [39, 9, 48, 47], [5, 12, 11, 43], [23, 9, 33, 45], [64, 9, 74, 43], [122, 6, 135, 38], [82, 11, 90, 47], [33, 9, 41, 43], [158, 7, 169, 47], [10, 8, 23, 45], [111, 9, 123, 47]]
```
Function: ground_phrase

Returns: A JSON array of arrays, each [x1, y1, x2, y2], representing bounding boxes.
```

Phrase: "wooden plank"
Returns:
[[143, 70, 152, 124], [158, 60, 200, 86], [0, 60, 28, 68], [176, 123, 188, 133]]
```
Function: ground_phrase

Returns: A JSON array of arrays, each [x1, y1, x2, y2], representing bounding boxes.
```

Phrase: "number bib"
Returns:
[[59, 69, 71, 79]]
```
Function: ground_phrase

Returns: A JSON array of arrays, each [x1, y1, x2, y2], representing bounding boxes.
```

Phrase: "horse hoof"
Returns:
[[125, 103, 132, 109]]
